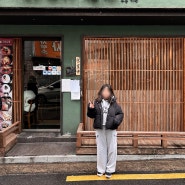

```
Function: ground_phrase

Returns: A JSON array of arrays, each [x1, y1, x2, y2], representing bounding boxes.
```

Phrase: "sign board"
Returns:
[[0, 0, 185, 9], [33, 41, 61, 59], [0, 38, 13, 129]]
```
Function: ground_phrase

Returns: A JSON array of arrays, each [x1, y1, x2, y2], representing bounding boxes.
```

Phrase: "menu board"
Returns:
[[0, 39, 13, 129]]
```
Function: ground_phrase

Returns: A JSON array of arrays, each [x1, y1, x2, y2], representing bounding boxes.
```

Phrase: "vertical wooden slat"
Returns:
[[157, 39, 161, 131], [181, 38, 183, 131], [153, 38, 155, 131], [170, 38, 173, 130], [129, 39, 133, 129], [179, 39, 183, 131], [120, 40, 123, 130], [175, 38, 178, 131], [173, 39, 176, 131], [151, 38, 155, 131], [138, 40, 143, 130], [143, 39, 146, 131], [164, 38, 168, 131], [178, 38, 181, 131], [138, 39, 141, 131], [83, 39, 87, 130], [146, 39, 149, 131], [135, 39, 138, 131], [123, 39, 127, 130], [155, 39, 158, 131], [165, 39, 170, 131], [158, 38, 161, 131], [183, 38, 185, 131]]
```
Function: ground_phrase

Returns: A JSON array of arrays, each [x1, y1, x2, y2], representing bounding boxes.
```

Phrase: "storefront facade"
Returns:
[[0, 0, 185, 155]]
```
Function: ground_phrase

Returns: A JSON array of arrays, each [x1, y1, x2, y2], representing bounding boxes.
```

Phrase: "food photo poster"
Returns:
[[0, 39, 13, 130]]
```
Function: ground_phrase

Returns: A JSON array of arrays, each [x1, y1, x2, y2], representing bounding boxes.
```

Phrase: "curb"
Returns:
[[1, 156, 185, 176], [1, 154, 185, 164]]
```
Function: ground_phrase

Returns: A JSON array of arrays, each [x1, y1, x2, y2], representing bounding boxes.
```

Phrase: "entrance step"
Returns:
[[17, 130, 76, 143], [6, 130, 76, 157], [5, 142, 76, 156]]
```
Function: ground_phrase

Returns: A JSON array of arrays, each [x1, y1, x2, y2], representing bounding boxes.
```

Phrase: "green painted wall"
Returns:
[[0, 25, 185, 134], [0, 0, 185, 8]]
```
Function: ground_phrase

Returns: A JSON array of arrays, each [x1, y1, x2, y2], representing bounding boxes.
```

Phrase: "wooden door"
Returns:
[[83, 37, 184, 132]]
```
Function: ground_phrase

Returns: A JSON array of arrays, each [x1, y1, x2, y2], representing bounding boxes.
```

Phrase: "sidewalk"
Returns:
[[1, 156, 185, 176], [1, 141, 185, 176], [3, 141, 185, 164], [1, 131, 185, 175]]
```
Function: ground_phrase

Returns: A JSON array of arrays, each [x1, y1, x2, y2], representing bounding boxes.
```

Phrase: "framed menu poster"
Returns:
[[0, 39, 13, 130]]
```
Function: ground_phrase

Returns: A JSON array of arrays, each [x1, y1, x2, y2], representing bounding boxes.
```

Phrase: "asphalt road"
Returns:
[[0, 173, 185, 185]]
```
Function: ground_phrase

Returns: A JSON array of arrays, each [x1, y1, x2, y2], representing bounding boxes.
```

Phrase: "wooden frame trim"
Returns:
[[21, 37, 64, 131], [13, 38, 23, 131], [76, 123, 185, 155], [0, 121, 20, 156], [184, 38, 185, 131]]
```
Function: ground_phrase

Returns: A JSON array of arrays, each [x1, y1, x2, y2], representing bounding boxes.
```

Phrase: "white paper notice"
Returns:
[[71, 92, 80, 100], [61, 79, 71, 92], [71, 80, 80, 92]]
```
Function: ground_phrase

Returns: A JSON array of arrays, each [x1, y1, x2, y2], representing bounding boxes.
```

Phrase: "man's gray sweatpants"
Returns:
[[96, 126, 117, 174]]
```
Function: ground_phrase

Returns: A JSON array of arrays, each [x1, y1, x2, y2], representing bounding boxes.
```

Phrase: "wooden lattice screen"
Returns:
[[83, 38, 184, 132]]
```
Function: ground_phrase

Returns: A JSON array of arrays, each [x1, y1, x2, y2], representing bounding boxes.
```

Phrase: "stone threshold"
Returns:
[[1, 154, 185, 164]]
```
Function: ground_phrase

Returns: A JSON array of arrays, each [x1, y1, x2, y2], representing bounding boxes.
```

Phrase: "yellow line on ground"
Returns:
[[66, 173, 185, 182]]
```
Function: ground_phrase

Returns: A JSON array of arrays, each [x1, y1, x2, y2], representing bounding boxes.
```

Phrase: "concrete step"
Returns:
[[6, 142, 76, 156], [17, 130, 76, 143]]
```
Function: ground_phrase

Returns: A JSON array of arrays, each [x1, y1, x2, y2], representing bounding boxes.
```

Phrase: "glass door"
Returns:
[[23, 39, 62, 129]]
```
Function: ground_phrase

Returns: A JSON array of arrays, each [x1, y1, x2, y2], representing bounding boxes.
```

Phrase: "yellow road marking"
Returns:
[[66, 173, 185, 182]]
